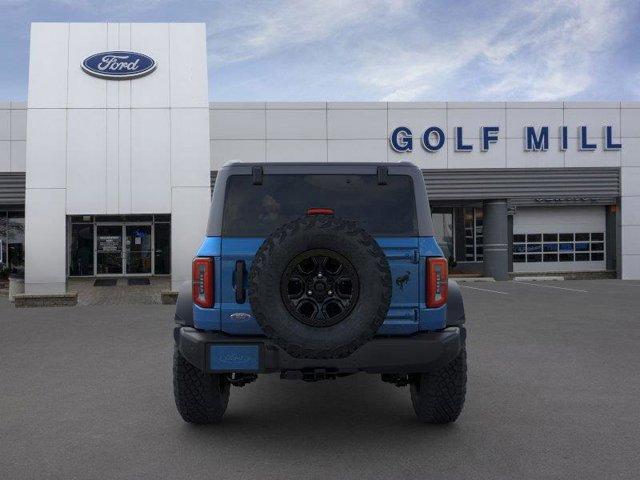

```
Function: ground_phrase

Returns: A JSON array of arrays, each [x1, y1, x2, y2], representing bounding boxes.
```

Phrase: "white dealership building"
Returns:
[[1, 22, 640, 296]]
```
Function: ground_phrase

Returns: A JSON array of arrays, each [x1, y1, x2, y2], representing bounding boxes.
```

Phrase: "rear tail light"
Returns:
[[192, 257, 214, 308], [426, 257, 448, 308]]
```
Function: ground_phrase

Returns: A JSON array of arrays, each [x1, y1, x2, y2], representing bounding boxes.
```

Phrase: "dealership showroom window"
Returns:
[[0, 210, 24, 275]]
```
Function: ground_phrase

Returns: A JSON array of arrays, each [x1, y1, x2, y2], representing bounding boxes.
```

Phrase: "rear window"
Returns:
[[222, 174, 417, 236]]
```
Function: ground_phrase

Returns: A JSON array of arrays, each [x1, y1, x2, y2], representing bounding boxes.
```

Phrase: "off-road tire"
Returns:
[[410, 347, 467, 424], [249, 215, 392, 359], [173, 346, 230, 424]]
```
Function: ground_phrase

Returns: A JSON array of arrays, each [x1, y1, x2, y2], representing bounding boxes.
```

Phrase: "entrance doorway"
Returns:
[[125, 225, 152, 274], [96, 225, 123, 275], [69, 215, 170, 278], [96, 224, 152, 276]]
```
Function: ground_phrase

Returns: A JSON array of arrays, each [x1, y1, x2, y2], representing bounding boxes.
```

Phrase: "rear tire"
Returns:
[[410, 347, 467, 424], [173, 346, 230, 424]]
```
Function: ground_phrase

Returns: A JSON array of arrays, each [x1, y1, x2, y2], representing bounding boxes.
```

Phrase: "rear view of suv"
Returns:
[[173, 162, 467, 424]]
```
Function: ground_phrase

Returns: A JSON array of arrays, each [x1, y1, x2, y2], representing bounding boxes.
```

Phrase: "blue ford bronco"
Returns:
[[173, 162, 467, 424]]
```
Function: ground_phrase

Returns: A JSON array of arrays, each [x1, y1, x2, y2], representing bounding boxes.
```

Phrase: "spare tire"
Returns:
[[248, 215, 392, 359]]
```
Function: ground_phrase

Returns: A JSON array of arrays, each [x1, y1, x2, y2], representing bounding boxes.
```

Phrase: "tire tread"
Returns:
[[173, 346, 230, 424], [248, 215, 392, 359], [410, 347, 467, 424]]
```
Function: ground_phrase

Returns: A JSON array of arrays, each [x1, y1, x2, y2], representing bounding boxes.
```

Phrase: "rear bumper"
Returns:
[[175, 326, 465, 375]]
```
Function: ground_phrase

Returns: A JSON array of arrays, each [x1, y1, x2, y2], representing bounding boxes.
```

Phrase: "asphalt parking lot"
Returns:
[[1, 279, 639, 480]]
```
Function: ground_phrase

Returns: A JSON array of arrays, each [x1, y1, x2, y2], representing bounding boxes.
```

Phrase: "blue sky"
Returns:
[[1, 0, 639, 101]]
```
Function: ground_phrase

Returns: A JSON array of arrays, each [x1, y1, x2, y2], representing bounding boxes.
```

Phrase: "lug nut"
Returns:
[[307, 290, 313, 295], [317, 273, 323, 278], [328, 290, 333, 295]]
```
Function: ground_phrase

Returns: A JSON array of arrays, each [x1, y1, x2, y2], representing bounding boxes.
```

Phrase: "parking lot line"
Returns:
[[459, 285, 509, 295], [514, 281, 588, 293]]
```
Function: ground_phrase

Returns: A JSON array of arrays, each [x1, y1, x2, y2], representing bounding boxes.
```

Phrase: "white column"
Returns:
[[24, 105, 68, 294], [169, 24, 210, 291], [25, 189, 66, 294], [621, 104, 640, 279], [620, 166, 640, 279], [169, 108, 211, 290], [171, 187, 210, 291]]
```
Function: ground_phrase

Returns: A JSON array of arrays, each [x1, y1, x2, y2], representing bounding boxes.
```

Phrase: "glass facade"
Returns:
[[431, 206, 484, 271], [68, 215, 171, 277], [431, 209, 454, 261], [513, 232, 605, 264], [7, 201, 613, 281], [69, 223, 94, 276], [463, 208, 483, 262], [154, 222, 171, 275], [125, 225, 152, 274], [96, 225, 124, 275], [0, 210, 25, 277]]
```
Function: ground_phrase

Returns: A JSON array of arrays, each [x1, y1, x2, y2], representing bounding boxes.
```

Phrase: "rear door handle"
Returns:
[[234, 260, 246, 304]]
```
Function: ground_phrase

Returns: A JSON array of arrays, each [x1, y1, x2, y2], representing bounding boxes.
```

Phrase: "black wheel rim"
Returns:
[[280, 249, 360, 327]]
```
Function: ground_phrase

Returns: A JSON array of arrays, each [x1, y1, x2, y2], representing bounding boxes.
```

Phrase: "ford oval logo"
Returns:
[[82, 51, 156, 80]]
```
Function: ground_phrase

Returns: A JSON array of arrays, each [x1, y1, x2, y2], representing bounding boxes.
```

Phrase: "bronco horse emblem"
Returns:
[[395, 271, 411, 290]]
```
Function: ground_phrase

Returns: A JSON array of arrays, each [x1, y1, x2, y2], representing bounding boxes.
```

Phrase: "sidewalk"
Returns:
[[68, 277, 171, 306]]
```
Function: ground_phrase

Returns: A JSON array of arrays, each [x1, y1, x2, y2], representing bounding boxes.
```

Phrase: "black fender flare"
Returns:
[[446, 279, 466, 327], [174, 281, 194, 328]]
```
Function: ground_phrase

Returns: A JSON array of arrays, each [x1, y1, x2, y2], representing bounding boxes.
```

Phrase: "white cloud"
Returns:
[[2, 0, 633, 100], [208, 0, 412, 66], [479, 0, 625, 100], [358, 0, 627, 101], [34, 0, 173, 11], [207, 0, 630, 101]]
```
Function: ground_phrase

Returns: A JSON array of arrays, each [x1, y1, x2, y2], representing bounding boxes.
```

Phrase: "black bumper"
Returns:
[[175, 326, 465, 375]]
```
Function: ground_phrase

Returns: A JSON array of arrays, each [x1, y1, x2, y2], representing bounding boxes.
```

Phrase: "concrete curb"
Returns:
[[514, 276, 565, 282], [508, 270, 615, 280], [160, 291, 178, 305], [454, 277, 496, 283], [14, 292, 78, 308]]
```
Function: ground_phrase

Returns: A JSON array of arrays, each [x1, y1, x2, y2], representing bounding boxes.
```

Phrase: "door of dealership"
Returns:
[[68, 215, 171, 277], [95, 223, 152, 276]]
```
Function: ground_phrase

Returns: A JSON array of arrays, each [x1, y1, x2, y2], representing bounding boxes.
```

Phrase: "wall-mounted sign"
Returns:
[[534, 197, 599, 204], [390, 125, 622, 153], [82, 51, 156, 80], [97, 236, 121, 252]]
